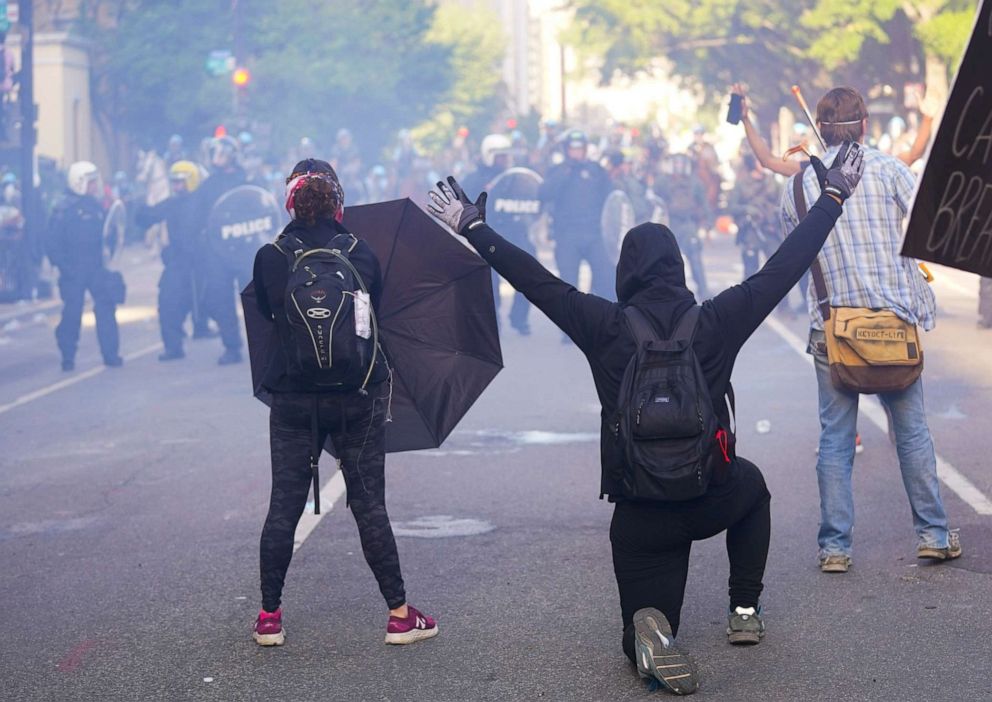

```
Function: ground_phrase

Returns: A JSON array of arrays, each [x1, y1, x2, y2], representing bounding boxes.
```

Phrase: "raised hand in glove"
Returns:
[[427, 176, 487, 235], [810, 141, 865, 202]]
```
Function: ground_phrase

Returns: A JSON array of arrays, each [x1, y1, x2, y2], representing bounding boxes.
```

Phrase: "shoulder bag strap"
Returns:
[[795, 164, 833, 323]]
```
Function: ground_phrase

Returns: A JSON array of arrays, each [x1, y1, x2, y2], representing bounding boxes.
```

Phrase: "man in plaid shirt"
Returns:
[[780, 87, 960, 573]]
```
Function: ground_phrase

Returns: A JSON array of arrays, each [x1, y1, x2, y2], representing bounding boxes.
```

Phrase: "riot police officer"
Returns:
[[465, 133, 536, 335], [654, 153, 710, 299], [727, 155, 782, 279], [46, 162, 122, 371], [136, 160, 202, 361], [193, 136, 248, 365], [538, 130, 614, 299]]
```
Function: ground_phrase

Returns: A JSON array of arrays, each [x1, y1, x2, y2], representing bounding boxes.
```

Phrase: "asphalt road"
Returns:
[[1, 236, 990, 702]]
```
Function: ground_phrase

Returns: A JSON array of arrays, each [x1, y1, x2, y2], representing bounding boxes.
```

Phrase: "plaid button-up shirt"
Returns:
[[780, 145, 937, 331]]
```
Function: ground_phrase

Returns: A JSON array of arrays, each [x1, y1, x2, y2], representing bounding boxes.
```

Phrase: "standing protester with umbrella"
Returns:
[[248, 159, 438, 648], [427, 142, 863, 695]]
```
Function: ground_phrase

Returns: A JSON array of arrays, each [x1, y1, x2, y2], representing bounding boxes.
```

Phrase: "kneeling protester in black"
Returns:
[[427, 144, 864, 694], [250, 158, 437, 647]]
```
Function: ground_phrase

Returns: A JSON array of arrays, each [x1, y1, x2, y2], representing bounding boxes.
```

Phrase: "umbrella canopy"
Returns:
[[241, 197, 502, 453]]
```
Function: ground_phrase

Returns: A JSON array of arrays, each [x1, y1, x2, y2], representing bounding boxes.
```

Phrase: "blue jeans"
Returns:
[[809, 330, 948, 558]]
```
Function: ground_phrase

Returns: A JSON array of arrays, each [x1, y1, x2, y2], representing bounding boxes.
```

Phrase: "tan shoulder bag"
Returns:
[[794, 169, 923, 394]]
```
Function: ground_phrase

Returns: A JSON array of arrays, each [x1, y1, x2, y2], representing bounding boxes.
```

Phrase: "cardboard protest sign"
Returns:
[[902, 0, 992, 277]]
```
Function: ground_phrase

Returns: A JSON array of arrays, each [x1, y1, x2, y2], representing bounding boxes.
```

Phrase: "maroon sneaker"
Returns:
[[384, 605, 438, 645], [253, 608, 285, 646]]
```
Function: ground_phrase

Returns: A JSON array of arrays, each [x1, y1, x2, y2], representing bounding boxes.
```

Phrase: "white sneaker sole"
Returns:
[[632, 608, 698, 695], [384, 625, 439, 645], [253, 631, 285, 646]]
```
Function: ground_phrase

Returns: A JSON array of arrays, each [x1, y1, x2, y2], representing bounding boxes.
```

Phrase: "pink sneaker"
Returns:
[[253, 608, 285, 646], [384, 605, 438, 645]]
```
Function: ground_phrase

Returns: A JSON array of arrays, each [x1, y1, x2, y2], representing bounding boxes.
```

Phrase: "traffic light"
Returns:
[[232, 67, 251, 87]]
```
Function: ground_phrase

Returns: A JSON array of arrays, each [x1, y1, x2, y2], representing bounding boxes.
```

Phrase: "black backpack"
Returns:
[[616, 305, 732, 501], [274, 231, 378, 392]]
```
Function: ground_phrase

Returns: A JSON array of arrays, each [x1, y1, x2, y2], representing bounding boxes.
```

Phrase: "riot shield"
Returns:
[[601, 189, 635, 264], [486, 167, 543, 234], [206, 185, 283, 273]]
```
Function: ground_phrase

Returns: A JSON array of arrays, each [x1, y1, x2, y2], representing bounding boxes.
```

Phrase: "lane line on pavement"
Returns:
[[293, 469, 346, 552], [0, 342, 163, 416], [763, 315, 992, 516]]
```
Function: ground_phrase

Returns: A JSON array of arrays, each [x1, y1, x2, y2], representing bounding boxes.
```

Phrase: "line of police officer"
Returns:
[[47, 136, 252, 370]]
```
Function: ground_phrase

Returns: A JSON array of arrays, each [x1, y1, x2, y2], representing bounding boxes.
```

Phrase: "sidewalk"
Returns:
[[0, 246, 163, 328]]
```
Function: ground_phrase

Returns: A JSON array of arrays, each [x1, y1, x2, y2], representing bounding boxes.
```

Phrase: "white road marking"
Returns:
[[293, 469, 347, 552], [763, 315, 992, 516], [0, 342, 163, 416]]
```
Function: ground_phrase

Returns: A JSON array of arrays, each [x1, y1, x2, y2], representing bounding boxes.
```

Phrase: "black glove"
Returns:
[[426, 176, 487, 235], [809, 141, 865, 202]]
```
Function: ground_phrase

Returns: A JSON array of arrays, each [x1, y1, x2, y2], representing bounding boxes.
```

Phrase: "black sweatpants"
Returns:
[[612, 458, 771, 662], [259, 386, 405, 612]]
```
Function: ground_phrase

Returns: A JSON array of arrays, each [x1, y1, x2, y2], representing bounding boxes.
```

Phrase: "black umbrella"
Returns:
[[241, 197, 503, 453]]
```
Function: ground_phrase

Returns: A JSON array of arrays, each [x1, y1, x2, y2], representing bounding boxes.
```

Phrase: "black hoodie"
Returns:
[[464, 193, 844, 499]]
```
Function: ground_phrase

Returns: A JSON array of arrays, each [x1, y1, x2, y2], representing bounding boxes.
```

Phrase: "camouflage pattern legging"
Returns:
[[260, 386, 405, 611]]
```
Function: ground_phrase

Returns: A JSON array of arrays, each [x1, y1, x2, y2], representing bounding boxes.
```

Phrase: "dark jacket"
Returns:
[[252, 217, 387, 393], [46, 191, 106, 274], [465, 193, 844, 499], [135, 192, 196, 267], [191, 165, 247, 239], [539, 158, 612, 239]]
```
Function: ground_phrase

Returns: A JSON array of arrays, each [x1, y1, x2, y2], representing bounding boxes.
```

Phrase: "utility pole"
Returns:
[[18, 0, 36, 284]]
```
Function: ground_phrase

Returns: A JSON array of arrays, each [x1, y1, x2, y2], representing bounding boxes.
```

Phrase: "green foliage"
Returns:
[[248, 0, 452, 158], [413, 2, 508, 151], [567, 0, 980, 127], [567, 0, 823, 128], [915, 8, 975, 64], [77, 0, 505, 162]]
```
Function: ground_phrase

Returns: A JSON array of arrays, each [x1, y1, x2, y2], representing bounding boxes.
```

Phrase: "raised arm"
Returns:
[[735, 83, 802, 178], [428, 177, 614, 350]]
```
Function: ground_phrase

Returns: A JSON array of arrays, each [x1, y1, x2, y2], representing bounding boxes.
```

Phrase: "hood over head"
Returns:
[[615, 223, 696, 307]]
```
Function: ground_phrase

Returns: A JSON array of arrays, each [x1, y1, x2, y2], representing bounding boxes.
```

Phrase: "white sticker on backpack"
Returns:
[[354, 291, 372, 339]]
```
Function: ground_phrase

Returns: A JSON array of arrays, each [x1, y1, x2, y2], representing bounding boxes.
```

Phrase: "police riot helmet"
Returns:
[[209, 135, 240, 167], [67, 161, 102, 196], [480, 133, 512, 167], [169, 160, 202, 192]]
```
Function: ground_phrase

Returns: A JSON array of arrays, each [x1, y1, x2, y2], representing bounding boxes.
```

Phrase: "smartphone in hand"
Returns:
[[727, 93, 743, 125]]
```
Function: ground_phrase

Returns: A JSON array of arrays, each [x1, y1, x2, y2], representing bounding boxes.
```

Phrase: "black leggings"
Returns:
[[259, 387, 405, 612], [612, 458, 771, 662]]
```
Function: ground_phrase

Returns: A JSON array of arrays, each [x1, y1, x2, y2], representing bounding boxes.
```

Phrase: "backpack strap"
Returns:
[[274, 233, 307, 262], [623, 305, 659, 347], [670, 305, 701, 342], [624, 304, 701, 345]]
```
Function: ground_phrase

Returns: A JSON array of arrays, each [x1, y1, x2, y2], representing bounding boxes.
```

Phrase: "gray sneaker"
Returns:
[[727, 606, 765, 645], [918, 529, 962, 561], [819, 554, 851, 573], [632, 608, 698, 696]]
